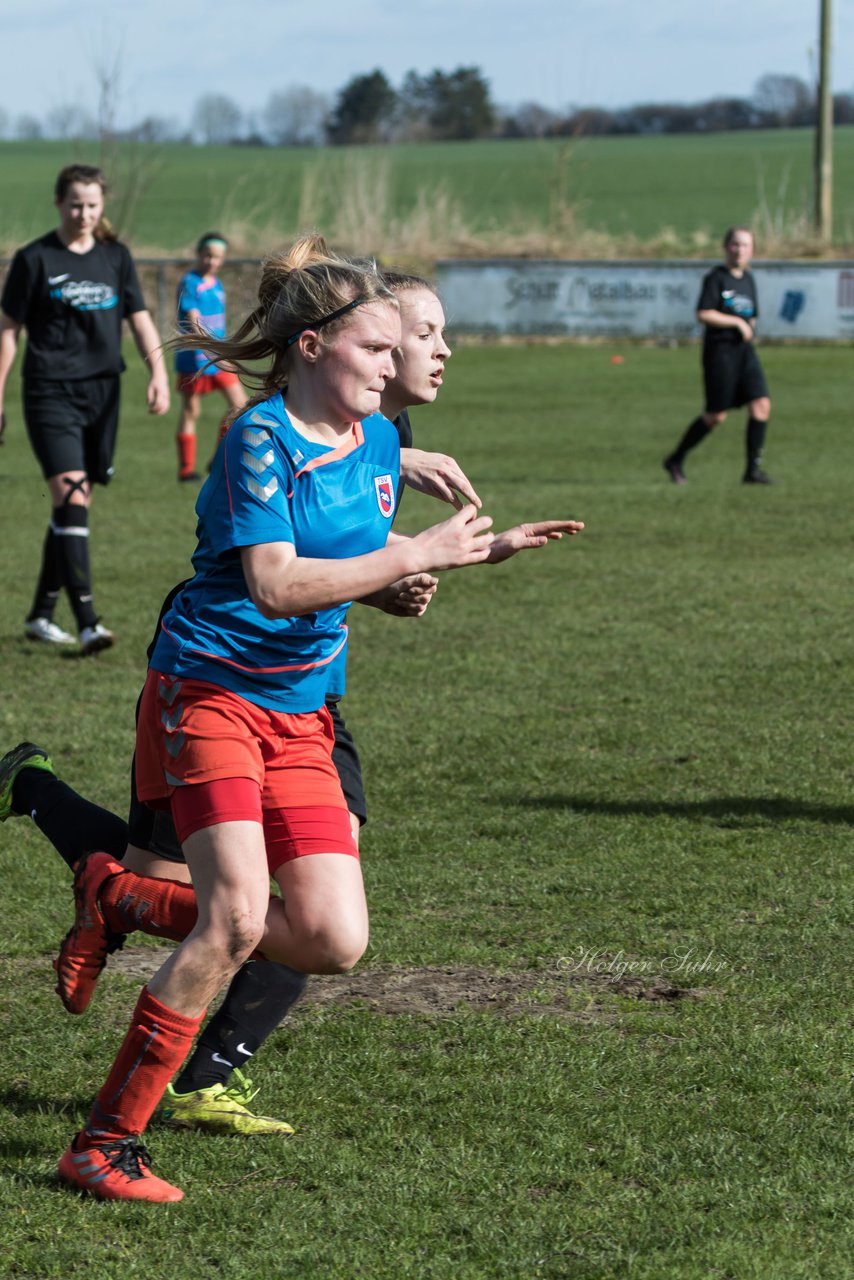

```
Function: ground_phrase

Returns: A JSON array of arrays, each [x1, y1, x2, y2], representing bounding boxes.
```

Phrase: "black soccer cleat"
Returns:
[[663, 456, 687, 485]]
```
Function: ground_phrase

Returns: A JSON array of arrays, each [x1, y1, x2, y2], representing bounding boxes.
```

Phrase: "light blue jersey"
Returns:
[[151, 393, 400, 711], [175, 270, 228, 374]]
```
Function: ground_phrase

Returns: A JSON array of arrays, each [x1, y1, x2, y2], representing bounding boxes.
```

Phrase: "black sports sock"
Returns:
[[173, 960, 308, 1094], [11, 769, 128, 869], [28, 524, 62, 621], [53, 505, 98, 632], [746, 417, 768, 473], [669, 415, 712, 464]]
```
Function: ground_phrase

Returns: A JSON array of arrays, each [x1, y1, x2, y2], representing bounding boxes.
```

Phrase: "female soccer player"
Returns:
[[4, 267, 580, 1171], [0, 164, 170, 653], [54, 234, 503, 1201], [663, 226, 772, 486], [173, 232, 247, 481]]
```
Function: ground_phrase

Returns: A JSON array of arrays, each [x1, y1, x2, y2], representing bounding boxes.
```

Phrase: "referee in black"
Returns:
[[664, 226, 772, 486]]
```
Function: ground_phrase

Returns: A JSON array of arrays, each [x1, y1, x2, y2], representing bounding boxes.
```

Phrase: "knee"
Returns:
[[751, 397, 770, 421], [299, 917, 369, 974], [204, 907, 266, 968], [703, 412, 727, 428]]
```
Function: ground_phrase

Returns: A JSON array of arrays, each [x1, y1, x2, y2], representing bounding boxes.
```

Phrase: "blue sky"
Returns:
[[1, 0, 852, 128]]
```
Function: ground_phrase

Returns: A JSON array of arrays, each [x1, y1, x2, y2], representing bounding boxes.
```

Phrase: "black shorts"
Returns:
[[23, 374, 121, 485], [703, 344, 769, 414], [125, 696, 368, 864], [328, 699, 367, 826]]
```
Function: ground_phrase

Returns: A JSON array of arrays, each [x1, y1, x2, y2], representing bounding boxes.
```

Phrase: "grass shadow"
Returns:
[[512, 794, 854, 827], [0, 1085, 89, 1120]]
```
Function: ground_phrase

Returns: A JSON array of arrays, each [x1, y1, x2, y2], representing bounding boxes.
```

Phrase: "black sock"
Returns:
[[173, 960, 308, 1094], [746, 417, 768, 473], [11, 769, 129, 869], [53, 505, 98, 632], [669, 415, 712, 463], [28, 524, 62, 621]]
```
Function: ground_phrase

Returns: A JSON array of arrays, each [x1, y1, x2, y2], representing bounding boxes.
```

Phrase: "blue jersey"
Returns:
[[324, 407, 413, 699], [150, 393, 400, 712], [175, 270, 227, 374]]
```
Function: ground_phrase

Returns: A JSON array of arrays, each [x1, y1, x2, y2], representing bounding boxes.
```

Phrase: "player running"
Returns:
[[0, 165, 170, 653], [663, 227, 773, 486], [50, 236, 502, 1202], [174, 232, 247, 481], [3, 264, 581, 1197]]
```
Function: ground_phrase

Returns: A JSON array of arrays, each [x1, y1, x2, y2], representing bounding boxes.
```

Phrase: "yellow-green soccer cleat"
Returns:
[[155, 1068, 295, 1136], [0, 742, 54, 822]]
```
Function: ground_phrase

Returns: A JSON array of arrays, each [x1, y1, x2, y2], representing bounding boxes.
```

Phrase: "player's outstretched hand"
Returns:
[[400, 448, 482, 510], [147, 375, 171, 416], [412, 503, 494, 572], [738, 319, 754, 343], [361, 572, 439, 617], [486, 519, 585, 565]]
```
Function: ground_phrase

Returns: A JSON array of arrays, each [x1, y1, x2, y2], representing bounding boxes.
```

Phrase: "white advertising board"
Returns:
[[435, 259, 854, 341]]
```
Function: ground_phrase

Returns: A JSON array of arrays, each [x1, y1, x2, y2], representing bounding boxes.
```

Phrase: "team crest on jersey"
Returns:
[[374, 474, 395, 519]]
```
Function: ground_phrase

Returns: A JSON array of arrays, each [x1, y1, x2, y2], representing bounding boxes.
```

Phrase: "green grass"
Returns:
[[1, 341, 853, 1277], [1, 128, 853, 255]]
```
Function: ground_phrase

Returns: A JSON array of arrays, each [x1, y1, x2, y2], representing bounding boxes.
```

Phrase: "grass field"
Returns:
[[1, 129, 853, 260], [1, 340, 853, 1278]]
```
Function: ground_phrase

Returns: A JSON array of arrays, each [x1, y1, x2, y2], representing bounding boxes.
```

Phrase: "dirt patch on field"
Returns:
[[105, 947, 717, 1022]]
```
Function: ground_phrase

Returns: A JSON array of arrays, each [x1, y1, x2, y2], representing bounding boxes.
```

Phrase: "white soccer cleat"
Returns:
[[24, 617, 76, 646], [80, 623, 115, 655]]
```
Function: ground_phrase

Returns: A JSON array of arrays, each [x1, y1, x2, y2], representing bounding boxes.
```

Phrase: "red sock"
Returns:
[[101, 870, 198, 942], [84, 986, 203, 1141], [177, 432, 197, 477]]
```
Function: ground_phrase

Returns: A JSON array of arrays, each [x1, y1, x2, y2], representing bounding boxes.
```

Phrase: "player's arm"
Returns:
[[0, 314, 22, 443], [485, 519, 584, 564], [382, 520, 584, 568], [240, 505, 493, 619], [126, 310, 171, 415], [182, 307, 207, 337], [400, 447, 482, 509], [697, 309, 753, 341], [358, 573, 439, 617]]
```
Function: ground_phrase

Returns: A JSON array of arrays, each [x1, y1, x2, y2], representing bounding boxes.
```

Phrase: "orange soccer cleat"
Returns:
[[54, 850, 127, 1013], [59, 1134, 183, 1202]]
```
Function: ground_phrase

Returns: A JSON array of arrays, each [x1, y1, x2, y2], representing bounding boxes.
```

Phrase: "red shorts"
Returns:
[[176, 370, 240, 396], [135, 671, 357, 869]]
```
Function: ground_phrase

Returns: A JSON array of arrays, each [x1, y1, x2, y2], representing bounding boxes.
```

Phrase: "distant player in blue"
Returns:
[[664, 226, 772, 485], [57, 234, 496, 1202], [173, 232, 246, 481]]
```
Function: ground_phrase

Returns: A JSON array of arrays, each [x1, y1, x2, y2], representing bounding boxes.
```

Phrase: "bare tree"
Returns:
[[753, 74, 813, 125], [91, 38, 124, 145], [262, 86, 329, 146], [192, 93, 244, 145], [85, 41, 165, 237], [44, 104, 98, 140], [501, 101, 560, 139], [128, 115, 181, 144], [15, 114, 43, 140]]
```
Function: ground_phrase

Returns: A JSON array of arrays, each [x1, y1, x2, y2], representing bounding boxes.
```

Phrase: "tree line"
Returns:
[[2, 68, 853, 148]]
